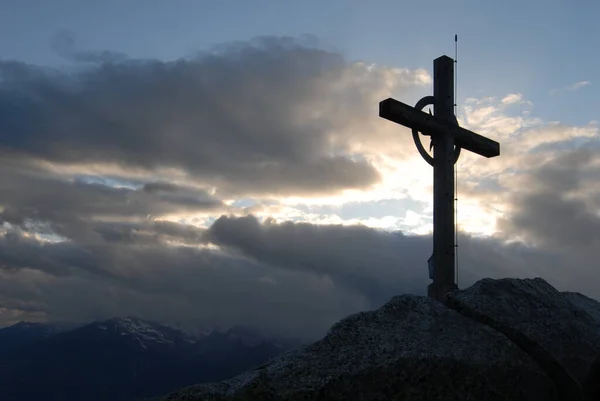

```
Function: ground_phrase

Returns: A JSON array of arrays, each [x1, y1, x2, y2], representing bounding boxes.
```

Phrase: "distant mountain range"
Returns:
[[0, 317, 301, 401]]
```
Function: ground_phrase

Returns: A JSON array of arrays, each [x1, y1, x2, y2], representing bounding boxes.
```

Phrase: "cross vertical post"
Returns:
[[428, 56, 458, 301]]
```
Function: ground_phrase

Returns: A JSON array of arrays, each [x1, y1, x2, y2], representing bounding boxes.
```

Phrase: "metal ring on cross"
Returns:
[[412, 96, 461, 167]]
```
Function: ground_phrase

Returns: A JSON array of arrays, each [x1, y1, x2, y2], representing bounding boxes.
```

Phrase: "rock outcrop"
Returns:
[[446, 278, 600, 401], [154, 278, 600, 401]]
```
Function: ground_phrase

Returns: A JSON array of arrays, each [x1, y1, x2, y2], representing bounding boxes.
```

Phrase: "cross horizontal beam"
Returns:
[[379, 97, 500, 158]]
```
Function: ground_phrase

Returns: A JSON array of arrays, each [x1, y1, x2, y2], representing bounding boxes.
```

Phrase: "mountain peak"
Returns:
[[12, 321, 44, 329], [5, 320, 73, 335], [105, 316, 153, 327], [92, 316, 194, 349]]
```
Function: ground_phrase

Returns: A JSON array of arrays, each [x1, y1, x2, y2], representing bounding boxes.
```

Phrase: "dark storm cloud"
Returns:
[[497, 148, 600, 250], [0, 211, 597, 340], [492, 147, 600, 297], [206, 215, 425, 305], [205, 215, 586, 306], [1, 36, 384, 196], [0, 160, 222, 245], [0, 227, 369, 340], [143, 182, 181, 193], [0, 231, 105, 278], [74, 219, 206, 246], [0, 171, 221, 222]]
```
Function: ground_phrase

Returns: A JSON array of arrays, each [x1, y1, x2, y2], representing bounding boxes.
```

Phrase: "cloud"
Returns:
[[0, 158, 223, 244], [0, 213, 593, 340], [462, 96, 540, 140], [0, 35, 434, 198], [0, 36, 599, 341], [500, 93, 519, 105], [496, 148, 600, 250], [549, 80, 591, 95], [500, 93, 533, 106], [457, 93, 599, 231], [0, 223, 376, 340], [0, 35, 435, 335], [454, 94, 600, 299]]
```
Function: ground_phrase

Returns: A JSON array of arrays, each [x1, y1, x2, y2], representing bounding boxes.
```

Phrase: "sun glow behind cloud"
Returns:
[[34, 90, 575, 242], [239, 90, 597, 239]]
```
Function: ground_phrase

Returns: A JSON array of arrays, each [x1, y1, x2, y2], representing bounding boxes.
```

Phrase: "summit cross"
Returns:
[[379, 55, 500, 302]]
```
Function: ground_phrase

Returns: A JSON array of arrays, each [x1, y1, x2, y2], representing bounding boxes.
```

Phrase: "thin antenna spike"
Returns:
[[454, 34, 458, 109], [454, 34, 459, 287]]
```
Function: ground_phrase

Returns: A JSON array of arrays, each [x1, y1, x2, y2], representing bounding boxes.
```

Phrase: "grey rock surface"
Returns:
[[157, 294, 556, 401], [562, 291, 600, 326], [153, 277, 600, 401], [446, 278, 600, 390]]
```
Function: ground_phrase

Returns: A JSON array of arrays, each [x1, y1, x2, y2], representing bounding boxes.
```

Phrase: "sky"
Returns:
[[0, 0, 598, 340]]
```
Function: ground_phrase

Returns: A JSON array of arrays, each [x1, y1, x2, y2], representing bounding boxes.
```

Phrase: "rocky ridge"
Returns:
[[154, 277, 600, 401]]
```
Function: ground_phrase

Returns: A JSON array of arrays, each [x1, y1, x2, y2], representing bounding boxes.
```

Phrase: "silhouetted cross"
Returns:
[[379, 55, 500, 302]]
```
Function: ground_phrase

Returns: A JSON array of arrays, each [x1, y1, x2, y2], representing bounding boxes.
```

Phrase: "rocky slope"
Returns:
[[155, 277, 600, 401]]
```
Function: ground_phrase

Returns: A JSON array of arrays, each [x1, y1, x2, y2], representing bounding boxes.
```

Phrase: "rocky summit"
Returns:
[[154, 278, 600, 401]]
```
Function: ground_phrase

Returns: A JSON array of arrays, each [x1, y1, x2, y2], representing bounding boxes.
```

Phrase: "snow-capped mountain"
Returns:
[[163, 320, 217, 339], [0, 317, 299, 401], [83, 316, 197, 349]]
